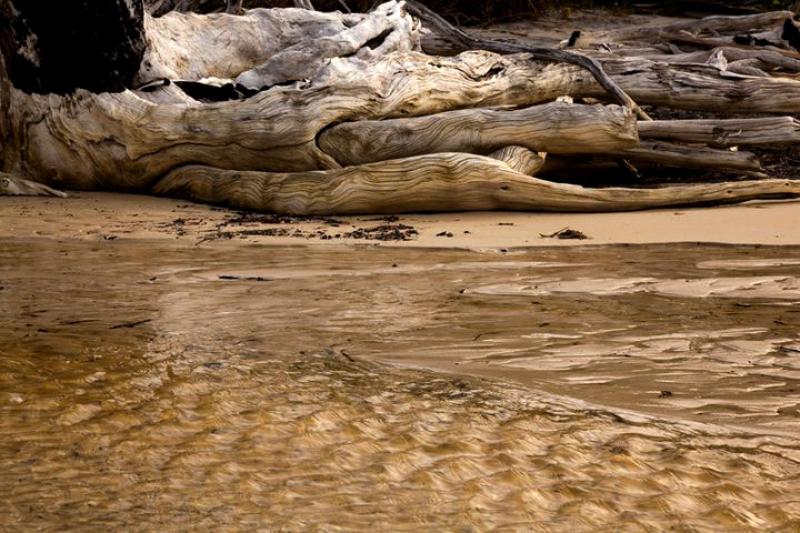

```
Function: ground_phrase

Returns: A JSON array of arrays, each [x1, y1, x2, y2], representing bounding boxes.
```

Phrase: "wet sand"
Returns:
[[2, 195, 800, 530]]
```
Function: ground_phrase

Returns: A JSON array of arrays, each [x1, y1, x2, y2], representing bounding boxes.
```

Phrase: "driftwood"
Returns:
[[489, 146, 546, 176], [1, 1, 799, 214], [0, 173, 68, 198], [611, 142, 766, 177], [319, 101, 639, 166], [153, 156, 800, 214], [639, 117, 800, 147], [574, 11, 796, 48]]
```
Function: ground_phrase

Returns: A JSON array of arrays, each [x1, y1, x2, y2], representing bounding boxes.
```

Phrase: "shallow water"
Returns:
[[1, 239, 800, 530]]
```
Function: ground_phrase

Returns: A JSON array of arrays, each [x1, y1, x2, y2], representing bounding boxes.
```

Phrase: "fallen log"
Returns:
[[542, 142, 766, 178], [153, 155, 800, 215], [638, 117, 800, 147], [611, 141, 766, 177], [319, 101, 639, 167], [663, 34, 800, 61], [597, 58, 800, 113], [574, 11, 795, 48], [8, 50, 800, 192], [610, 47, 800, 73]]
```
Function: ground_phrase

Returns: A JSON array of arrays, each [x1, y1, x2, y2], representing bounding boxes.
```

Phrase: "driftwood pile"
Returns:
[[1, 0, 800, 213]]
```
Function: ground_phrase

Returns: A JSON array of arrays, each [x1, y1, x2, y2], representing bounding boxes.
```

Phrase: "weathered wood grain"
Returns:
[[319, 101, 638, 166], [153, 154, 800, 215], [639, 117, 800, 147]]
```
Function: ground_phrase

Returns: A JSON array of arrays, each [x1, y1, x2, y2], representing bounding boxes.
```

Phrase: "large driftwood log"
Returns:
[[319, 101, 639, 166], [10, 49, 800, 191], [152, 155, 800, 214], [8, 51, 650, 190]]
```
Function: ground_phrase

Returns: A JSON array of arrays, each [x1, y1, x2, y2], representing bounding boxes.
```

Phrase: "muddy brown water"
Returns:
[[2, 238, 800, 530]]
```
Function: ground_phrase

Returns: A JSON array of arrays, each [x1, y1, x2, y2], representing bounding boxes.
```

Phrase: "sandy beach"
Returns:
[[2, 192, 799, 247]]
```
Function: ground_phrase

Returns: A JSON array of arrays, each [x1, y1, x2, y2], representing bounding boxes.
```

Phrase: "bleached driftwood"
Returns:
[[573, 11, 795, 48], [639, 117, 800, 147], [610, 47, 800, 73], [0, 173, 68, 198], [488, 146, 546, 176], [152, 155, 800, 214], [2, 1, 800, 214], [319, 101, 639, 166], [610, 142, 766, 177]]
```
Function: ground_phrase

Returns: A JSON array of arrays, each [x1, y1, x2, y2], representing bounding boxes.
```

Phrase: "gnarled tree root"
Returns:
[[153, 154, 800, 215]]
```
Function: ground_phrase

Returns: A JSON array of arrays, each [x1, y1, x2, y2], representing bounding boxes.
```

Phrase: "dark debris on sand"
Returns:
[[540, 227, 589, 240], [198, 210, 419, 243]]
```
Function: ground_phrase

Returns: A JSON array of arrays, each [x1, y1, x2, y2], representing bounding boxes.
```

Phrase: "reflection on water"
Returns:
[[1, 239, 800, 530]]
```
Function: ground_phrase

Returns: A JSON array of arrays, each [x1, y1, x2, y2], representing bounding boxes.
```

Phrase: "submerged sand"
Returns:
[[3, 194, 800, 529]]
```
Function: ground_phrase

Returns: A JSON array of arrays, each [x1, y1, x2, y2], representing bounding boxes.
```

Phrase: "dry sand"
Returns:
[[1, 191, 799, 248]]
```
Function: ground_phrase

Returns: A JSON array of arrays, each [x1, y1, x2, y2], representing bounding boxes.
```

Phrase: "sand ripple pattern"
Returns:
[[2, 240, 800, 530]]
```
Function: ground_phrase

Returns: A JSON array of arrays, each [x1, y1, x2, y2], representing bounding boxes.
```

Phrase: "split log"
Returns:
[[639, 117, 800, 147], [319, 101, 639, 166], [152, 155, 800, 215]]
